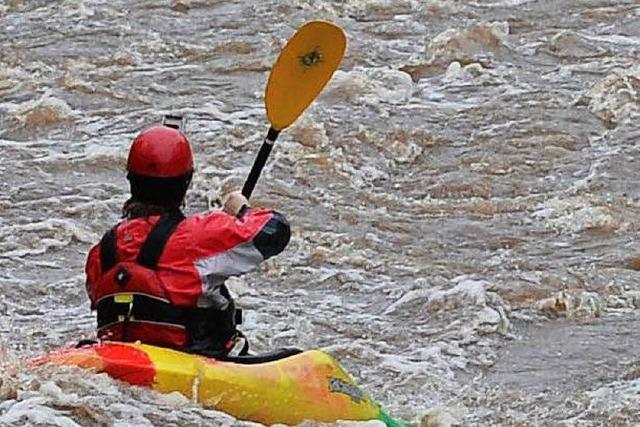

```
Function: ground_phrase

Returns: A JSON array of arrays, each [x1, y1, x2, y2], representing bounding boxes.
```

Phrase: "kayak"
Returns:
[[31, 342, 404, 426]]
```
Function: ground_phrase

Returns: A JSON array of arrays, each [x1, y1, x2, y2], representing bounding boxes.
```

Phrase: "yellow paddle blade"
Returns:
[[265, 21, 346, 131]]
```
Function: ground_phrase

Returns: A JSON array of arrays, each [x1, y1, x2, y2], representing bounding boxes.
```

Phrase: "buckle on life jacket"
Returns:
[[115, 294, 134, 340], [114, 294, 133, 304], [114, 294, 134, 323]]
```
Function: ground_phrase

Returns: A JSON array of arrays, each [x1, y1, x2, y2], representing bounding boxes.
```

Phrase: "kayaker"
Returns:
[[84, 122, 290, 357]]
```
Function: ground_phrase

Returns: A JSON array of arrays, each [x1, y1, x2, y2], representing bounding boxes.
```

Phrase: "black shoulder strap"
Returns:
[[137, 212, 185, 269], [100, 225, 118, 272]]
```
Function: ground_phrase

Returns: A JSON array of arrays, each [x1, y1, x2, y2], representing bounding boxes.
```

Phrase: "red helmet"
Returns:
[[127, 126, 194, 178]]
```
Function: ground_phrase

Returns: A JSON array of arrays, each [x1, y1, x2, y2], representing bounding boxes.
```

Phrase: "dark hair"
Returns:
[[123, 172, 192, 218], [121, 199, 180, 219]]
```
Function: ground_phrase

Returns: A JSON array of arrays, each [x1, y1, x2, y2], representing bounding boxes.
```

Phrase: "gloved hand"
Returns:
[[221, 190, 250, 217]]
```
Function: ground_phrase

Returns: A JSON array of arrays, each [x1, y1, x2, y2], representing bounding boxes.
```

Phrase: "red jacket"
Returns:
[[85, 208, 290, 350]]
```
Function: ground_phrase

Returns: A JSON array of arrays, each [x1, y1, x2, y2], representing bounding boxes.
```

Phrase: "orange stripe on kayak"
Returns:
[[29, 345, 104, 370], [30, 343, 156, 387]]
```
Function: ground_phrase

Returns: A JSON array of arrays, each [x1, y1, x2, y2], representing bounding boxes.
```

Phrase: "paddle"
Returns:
[[241, 20, 347, 199]]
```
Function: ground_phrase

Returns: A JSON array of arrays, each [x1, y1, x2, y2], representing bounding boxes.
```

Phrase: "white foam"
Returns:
[[0, 218, 98, 258], [581, 33, 640, 47], [420, 406, 467, 427], [584, 65, 640, 128], [0, 366, 242, 426], [1, 396, 83, 427], [321, 67, 414, 106], [5, 92, 74, 127], [535, 290, 606, 319], [532, 196, 620, 234], [61, 0, 95, 18], [427, 22, 510, 67], [469, 0, 535, 6], [547, 30, 608, 58], [567, 378, 640, 423]]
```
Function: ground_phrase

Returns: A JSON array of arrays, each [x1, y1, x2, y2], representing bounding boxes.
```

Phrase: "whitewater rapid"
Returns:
[[2, 0, 640, 426]]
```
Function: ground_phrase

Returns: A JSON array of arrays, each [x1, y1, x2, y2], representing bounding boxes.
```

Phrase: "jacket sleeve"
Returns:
[[190, 208, 290, 288], [85, 243, 101, 308], [250, 211, 290, 259]]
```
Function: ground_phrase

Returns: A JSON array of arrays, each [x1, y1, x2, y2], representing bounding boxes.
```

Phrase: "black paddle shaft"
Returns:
[[241, 127, 281, 198]]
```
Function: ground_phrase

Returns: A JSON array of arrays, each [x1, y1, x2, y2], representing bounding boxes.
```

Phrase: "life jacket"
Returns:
[[92, 212, 191, 349]]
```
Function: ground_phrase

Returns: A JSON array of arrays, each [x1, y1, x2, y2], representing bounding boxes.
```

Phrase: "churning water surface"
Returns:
[[1, 0, 640, 426]]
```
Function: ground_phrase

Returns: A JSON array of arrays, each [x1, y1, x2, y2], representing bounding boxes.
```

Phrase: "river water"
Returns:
[[1, 0, 639, 426]]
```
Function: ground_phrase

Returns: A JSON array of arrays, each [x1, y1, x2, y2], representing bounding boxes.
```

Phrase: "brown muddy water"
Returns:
[[1, 0, 640, 426]]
